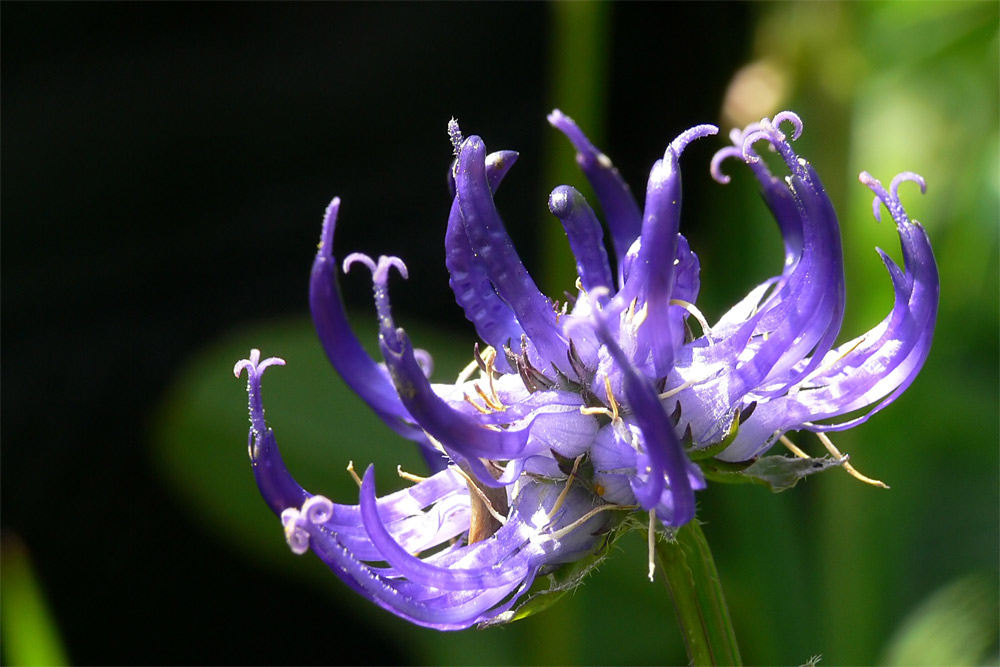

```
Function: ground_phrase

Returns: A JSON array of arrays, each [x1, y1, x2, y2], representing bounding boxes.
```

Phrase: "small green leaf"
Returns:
[[700, 454, 844, 492], [741, 454, 845, 492]]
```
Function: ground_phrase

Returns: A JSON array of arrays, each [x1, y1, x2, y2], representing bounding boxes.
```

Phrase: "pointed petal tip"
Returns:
[[319, 197, 341, 254]]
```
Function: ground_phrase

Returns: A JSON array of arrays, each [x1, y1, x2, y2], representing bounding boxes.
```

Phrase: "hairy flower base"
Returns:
[[236, 110, 938, 629]]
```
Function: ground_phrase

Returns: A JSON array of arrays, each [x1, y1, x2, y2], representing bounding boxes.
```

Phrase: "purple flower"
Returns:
[[235, 110, 938, 629]]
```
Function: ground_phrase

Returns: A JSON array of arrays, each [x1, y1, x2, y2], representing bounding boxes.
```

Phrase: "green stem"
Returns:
[[655, 521, 742, 666]]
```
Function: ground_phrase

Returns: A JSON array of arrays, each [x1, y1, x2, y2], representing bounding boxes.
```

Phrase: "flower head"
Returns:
[[236, 110, 938, 629]]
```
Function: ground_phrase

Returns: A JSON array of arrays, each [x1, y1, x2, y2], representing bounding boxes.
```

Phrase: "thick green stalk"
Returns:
[[655, 521, 742, 666]]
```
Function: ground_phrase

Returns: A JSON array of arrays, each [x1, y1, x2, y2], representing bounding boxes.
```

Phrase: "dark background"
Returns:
[[3, 3, 750, 664], [5, 3, 998, 666]]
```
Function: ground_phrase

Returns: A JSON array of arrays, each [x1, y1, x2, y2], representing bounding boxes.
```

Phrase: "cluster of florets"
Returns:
[[236, 110, 938, 629]]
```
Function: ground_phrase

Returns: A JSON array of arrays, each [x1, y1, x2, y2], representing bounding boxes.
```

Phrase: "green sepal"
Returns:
[[687, 434, 736, 462], [698, 457, 755, 484], [686, 405, 749, 461], [700, 454, 845, 492]]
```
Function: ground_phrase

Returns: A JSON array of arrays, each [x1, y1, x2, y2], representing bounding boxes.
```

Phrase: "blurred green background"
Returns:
[[4, 2, 997, 665]]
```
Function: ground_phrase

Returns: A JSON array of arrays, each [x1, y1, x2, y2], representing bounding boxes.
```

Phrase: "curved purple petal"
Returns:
[[234, 351, 308, 514], [593, 312, 694, 521], [309, 198, 426, 442], [446, 151, 525, 362], [672, 233, 701, 306], [732, 127, 846, 395], [797, 175, 937, 424], [547, 109, 643, 282], [717, 171, 938, 460], [674, 119, 847, 445], [359, 466, 531, 591], [456, 136, 566, 364], [346, 253, 532, 462], [381, 328, 532, 461], [547, 185, 615, 297], [302, 527, 527, 629], [612, 125, 717, 377]]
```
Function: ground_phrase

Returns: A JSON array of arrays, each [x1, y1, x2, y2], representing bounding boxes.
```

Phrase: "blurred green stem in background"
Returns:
[[538, 0, 610, 297], [656, 522, 742, 666], [1, 533, 68, 667]]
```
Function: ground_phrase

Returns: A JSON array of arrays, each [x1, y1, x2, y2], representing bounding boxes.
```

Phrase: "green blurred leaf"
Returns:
[[1, 533, 69, 667], [881, 573, 999, 666]]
